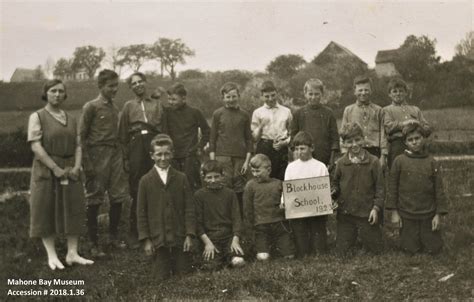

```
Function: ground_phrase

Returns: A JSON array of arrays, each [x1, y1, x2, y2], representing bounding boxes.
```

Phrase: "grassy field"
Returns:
[[1, 159, 473, 300]]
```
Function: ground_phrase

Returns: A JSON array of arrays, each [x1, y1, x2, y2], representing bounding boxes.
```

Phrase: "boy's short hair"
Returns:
[[42, 79, 67, 101], [388, 77, 408, 93], [167, 83, 187, 97], [304, 78, 324, 93], [201, 160, 224, 176], [292, 131, 314, 148], [353, 75, 372, 87], [220, 82, 240, 96], [98, 69, 119, 88], [127, 72, 147, 87], [260, 80, 277, 93], [151, 87, 166, 100], [150, 134, 174, 152], [402, 121, 429, 139], [340, 122, 364, 141], [250, 154, 271, 169]]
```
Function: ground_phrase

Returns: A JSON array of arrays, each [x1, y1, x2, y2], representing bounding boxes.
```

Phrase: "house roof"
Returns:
[[314, 41, 367, 66], [375, 49, 400, 64], [10, 68, 37, 81]]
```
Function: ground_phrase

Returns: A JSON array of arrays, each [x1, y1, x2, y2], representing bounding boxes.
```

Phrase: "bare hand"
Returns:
[[183, 236, 193, 252], [144, 239, 154, 256], [240, 161, 249, 175], [123, 159, 130, 173], [379, 156, 387, 170], [203, 242, 219, 260], [432, 214, 441, 231], [368, 209, 379, 225], [230, 237, 244, 256], [52, 166, 67, 178], [273, 139, 286, 151], [68, 166, 81, 181], [391, 210, 402, 228], [209, 152, 216, 161]]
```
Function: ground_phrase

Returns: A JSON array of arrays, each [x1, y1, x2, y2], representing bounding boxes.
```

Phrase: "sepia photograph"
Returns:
[[1, 0, 473, 300]]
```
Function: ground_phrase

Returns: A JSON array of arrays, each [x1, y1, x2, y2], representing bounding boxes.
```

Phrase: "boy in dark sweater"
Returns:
[[163, 83, 210, 191], [243, 154, 295, 261], [209, 82, 253, 210], [332, 123, 384, 255], [195, 160, 245, 270], [386, 122, 447, 254], [137, 134, 196, 280]]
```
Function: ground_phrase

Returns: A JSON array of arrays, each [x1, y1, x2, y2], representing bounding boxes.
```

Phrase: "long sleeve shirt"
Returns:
[[137, 167, 196, 248], [382, 102, 431, 141], [162, 103, 210, 159], [291, 104, 339, 165], [332, 150, 385, 218], [340, 101, 387, 155], [118, 97, 164, 159], [209, 106, 253, 158], [243, 178, 285, 226], [195, 187, 242, 241], [386, 150, 447, 219], [251, 103, 292, 143]]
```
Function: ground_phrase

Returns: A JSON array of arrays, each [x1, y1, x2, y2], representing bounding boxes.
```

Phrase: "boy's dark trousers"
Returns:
[[400, 216, 443, 254], [256, 139, 288, 181], [172, 155, 201, 191], [335, 213, 383, 255], [254, 221, 295, 257], [127, 131, 155, 239], [152, 246, 193, 280], [291, 216, 328, 257], [201, 237, 238, 271], [388, 137, 406, 168]]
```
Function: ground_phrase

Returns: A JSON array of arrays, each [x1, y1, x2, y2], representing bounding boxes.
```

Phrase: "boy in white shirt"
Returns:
[[284, 131, 329, 257]]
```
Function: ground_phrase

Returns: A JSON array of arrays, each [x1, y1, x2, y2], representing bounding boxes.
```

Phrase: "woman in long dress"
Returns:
[[28, 79, 93, 270]]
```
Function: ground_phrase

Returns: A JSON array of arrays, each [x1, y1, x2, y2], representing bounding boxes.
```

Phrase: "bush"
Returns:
[[0, 128, 33, 167]]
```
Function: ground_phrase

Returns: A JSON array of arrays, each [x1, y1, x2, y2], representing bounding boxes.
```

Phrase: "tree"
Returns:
[[152, 38, 195, 80], [394, 35, 440, 82], [266, 54, 306, 79], [178, 69, 206, 80], [53, 58, 73, 79], [117, 44, 151, 72], [105, 45, 126, 76], [71, 45, 105, 79], [43, 56, 55, 79], [455, 31, 474, 60]]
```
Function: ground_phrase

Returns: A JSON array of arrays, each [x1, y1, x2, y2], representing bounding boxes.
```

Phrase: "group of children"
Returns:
[[132, 75, 447, 280]]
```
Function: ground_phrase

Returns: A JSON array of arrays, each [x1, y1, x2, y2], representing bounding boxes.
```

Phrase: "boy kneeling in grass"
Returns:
[[386, 122, 447, 254], [137, 134, 196, 280], [195, 160, 245, 270], [332, 123, 384, 256], [243, 154, 295, 261]]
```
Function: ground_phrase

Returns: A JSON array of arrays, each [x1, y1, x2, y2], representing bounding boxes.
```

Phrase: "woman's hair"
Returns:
[[41, 79, 67, 101]]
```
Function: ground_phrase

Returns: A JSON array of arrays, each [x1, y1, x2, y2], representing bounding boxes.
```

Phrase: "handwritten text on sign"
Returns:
[[283, 176, 333, 219]]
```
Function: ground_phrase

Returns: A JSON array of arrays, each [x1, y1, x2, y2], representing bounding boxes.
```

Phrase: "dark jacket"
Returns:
[[137, 167, 196, 248], [386, 150, 447, 219], [332, 150, 384, 218]]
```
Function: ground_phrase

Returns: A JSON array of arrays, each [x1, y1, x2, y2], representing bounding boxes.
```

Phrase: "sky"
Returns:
[[0, 0, 472, 81]]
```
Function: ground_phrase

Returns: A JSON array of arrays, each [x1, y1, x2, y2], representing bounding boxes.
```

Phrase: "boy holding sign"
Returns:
[[283, 132, 330, 257], [243, 154, 295, 261], [332, 123, 384, 255]]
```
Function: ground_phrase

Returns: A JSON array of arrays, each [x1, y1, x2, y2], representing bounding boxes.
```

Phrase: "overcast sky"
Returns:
[[0, 0, 472, 81]]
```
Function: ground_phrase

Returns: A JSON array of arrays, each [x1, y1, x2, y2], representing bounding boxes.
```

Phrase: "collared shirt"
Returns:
[[251, 103, 292, 143], [382, 102, 431, 140], [154, 165, 169, 185], [341, 101, 388, 155], [79, 94, 120, 147], [119, 97, 163, 134]]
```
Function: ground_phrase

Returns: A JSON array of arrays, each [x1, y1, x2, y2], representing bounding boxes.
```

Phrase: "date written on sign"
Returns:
[[283, 175, 333, 219]]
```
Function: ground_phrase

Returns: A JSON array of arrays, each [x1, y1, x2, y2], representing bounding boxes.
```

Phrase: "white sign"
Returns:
[[283, 176, 333, 219]]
